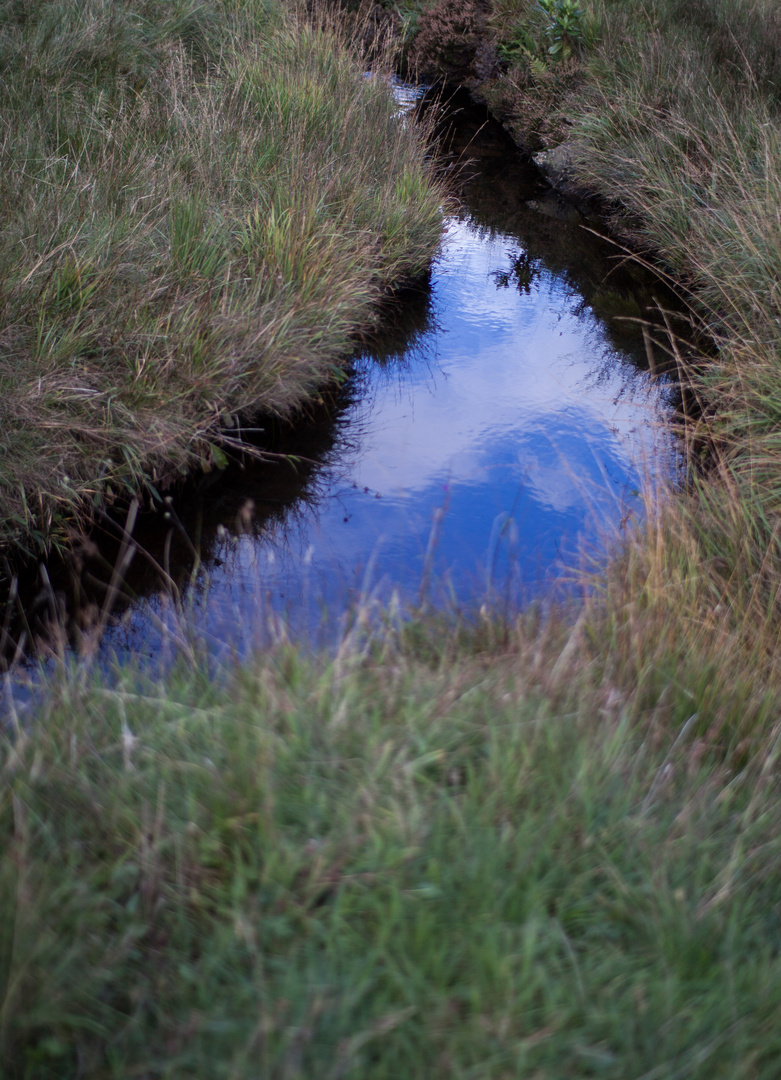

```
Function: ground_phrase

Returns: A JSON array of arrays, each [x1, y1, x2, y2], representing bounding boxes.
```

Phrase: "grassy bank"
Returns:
[[395, 0, 781, 737], [4, 615, 781, 1078], [0, 0, 443, 555]]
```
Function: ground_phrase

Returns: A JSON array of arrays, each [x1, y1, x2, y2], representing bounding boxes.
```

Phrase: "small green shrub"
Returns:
[[496, 0, 587, 70], [538, 0, 586, 59]]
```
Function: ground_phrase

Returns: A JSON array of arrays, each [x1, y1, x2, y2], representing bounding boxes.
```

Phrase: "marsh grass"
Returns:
[[8, 0, 781, 1074], [4, 602, 781, 1078], [0, 0, 444, 555]]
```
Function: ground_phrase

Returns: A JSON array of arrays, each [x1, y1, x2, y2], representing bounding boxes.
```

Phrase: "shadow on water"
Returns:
[[429, 88, 688, 373], [2, 85, 691, 674]]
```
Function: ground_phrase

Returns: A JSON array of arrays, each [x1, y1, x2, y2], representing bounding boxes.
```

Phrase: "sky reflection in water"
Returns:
[[99, 181, 679, 662]]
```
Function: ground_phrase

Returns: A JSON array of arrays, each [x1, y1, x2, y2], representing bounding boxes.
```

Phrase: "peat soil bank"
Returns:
[[8, 90, 682, 670]]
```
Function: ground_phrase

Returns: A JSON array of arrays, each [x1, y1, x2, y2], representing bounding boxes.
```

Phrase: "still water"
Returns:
[[13, 88, 681, 668]]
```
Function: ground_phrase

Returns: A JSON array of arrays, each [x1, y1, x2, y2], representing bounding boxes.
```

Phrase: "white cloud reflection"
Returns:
[[349, 215, 671, 513]]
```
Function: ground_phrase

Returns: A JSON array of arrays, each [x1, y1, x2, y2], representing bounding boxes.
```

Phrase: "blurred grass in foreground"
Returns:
[[3, 605, 781, 1077]]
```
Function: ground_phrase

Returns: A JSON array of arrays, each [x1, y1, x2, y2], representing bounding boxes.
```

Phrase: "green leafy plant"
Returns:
[[537, 0, 585, 60], [497, 0, 586, 70]]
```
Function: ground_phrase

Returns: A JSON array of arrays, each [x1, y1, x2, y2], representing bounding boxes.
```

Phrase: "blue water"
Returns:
[[10, 87, 680, 670], [95, 184, 677, 662]]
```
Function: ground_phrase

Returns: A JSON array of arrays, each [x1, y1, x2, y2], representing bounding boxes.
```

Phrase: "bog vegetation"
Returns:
[[5, 0, 781, 1076], [0, 0, 443, 555]]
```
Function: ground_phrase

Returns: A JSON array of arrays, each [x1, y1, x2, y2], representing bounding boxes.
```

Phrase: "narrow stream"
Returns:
[[8, 86, 682, 672]]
